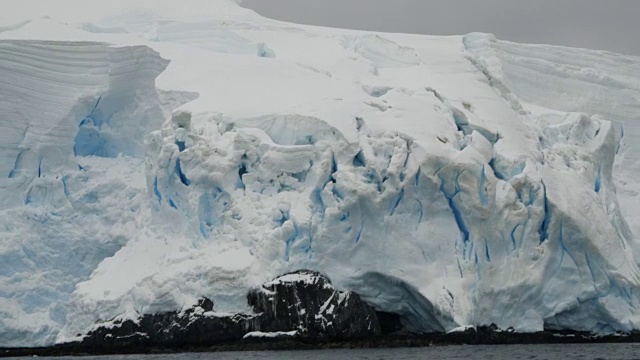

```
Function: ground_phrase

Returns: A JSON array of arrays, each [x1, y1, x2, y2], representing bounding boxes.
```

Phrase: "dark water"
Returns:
[[9, 344, 640, 360]]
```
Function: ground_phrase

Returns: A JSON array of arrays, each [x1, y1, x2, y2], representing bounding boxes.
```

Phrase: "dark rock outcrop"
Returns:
[[78, 270, 384, 349], [248, 270, 382, 338], [7, 323, 640, 357], [80, 301, 258, 348]]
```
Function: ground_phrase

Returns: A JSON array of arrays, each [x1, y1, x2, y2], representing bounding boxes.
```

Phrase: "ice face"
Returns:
[[0, 40, 173, 346], [463, 32, 640, 254], [1, 0, 640, 347]]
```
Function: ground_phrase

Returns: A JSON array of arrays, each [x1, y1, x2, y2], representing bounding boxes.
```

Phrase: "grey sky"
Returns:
[[242, 0, 640, 56]]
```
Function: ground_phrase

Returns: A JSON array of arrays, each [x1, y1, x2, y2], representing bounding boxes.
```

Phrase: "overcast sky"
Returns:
[[242, 0, 640, 56]]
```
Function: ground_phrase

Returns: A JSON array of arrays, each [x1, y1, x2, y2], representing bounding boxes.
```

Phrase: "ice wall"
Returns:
[[1, 0, 640, 347], [65, 89, 640, 338], [463, 33, 640, 243], [0, 41, 172, 346]]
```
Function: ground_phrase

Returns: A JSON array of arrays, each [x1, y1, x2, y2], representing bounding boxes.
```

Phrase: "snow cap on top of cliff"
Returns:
[[0, 0, 251, 24]]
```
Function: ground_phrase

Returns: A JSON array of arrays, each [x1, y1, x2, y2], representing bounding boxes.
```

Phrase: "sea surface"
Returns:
[[8, 344, 640, 360]]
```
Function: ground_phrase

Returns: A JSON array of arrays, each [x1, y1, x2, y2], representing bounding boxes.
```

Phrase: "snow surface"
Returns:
[[243, 330, 298, 339], [1, 0, 640, 347], [264, 272, 329, 288]]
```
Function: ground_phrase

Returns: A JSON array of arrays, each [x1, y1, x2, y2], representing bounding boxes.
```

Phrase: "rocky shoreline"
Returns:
[[3, 271, 640, 357], [4, 327, 640, 357]]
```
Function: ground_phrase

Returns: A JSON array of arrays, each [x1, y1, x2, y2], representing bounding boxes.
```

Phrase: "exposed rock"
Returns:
[[7, 324, 640, 356], [248, 270, 382, 338], [78, 270, 383, 349], [80, 303, 258, 348]]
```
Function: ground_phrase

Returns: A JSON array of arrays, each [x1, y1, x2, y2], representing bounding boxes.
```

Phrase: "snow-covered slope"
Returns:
[[1, 0, 640, 347]]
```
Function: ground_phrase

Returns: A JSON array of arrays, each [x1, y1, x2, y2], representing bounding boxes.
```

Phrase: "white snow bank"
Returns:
[[243, 331, 298, 339]]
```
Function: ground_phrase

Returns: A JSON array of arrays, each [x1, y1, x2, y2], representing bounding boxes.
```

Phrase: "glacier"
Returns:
[[1, 0, 640, 347]]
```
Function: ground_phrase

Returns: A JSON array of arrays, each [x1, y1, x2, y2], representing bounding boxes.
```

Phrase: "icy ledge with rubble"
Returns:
[[2, 0, 640, 348]]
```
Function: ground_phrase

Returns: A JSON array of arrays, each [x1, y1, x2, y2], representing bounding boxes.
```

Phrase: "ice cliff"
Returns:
[[1, 0, 640, 347]]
